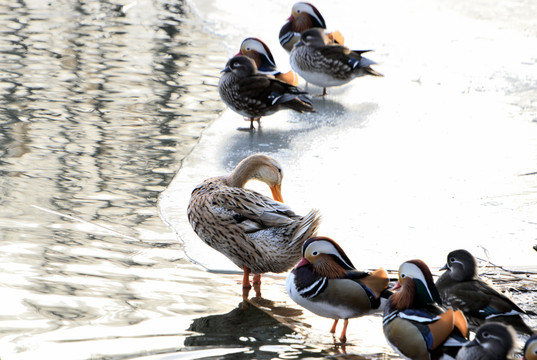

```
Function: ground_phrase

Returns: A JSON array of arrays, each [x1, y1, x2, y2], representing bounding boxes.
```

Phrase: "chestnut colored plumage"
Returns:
[[383, 260, 468, 360], [287, 236, 390, 343]]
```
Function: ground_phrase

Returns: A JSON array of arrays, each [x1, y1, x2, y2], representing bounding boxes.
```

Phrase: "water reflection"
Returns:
[[0, 0, 228, 358]]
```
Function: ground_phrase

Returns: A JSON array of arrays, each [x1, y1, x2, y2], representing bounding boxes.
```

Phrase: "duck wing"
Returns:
[[210, 186, 299, 231]]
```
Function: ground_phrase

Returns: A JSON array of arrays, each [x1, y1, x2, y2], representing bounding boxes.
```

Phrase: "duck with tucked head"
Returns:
[[238, 37, 298, 86], [187, 154, 321, 303], [383, 260, 468, 360], [435, 249, 534, 336], [286, 236, 391, 343], [290, 28, 382, 96], [218, 55, 315, 129], [279, 2, 344, 53], [456, 323, 516, 360]]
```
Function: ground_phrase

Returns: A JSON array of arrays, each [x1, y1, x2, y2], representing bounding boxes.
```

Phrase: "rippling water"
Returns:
[[0, 0, 231, 358]]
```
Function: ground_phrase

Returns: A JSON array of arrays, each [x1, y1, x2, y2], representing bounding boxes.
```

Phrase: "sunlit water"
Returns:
[[1, 0, 536, 359]]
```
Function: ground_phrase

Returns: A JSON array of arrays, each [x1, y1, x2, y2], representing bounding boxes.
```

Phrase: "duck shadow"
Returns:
[[184, 298, 331, 359], [185, 298, 300, 347], [222, 99, 378, 166]]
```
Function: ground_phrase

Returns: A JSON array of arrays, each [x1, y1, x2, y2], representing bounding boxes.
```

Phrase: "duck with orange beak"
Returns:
[[188, 154, 321, 302]]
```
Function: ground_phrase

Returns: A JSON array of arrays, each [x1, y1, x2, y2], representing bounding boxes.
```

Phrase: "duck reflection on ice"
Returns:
[[185, 298, 329, 359]]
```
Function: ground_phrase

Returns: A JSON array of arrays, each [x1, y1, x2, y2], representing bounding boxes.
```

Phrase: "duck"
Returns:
[[238, 37, 299, 86], [187, 154, 322, 302], [279, 2, 344, 53], [289, 28, 382, 96], [286, 236, 391, 343], [524, 334, 537, 360], [456, 323, 516, 360], [218, 55, 315, 129], [383, 259, 468, 360], [435, 249, 534, 335]]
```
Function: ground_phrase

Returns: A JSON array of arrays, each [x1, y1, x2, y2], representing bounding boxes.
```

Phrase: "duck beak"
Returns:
[[392, 282, 401, 290], [270, 184, 284, 203], [235, 50, 242, 57], [439, 264, 449, 271], [296, 257, 310, 268]]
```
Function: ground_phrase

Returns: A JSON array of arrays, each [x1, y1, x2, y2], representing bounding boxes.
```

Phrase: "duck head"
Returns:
[[294, 28, 329, 49], [460, 323, 516, 359], [288, 2, 326, 32], [222, 55, 257, 78], [237, 38, 277, 73], [524, 334, 537, 360], [391, 260, 442, 310], [227, 154, 283, 202], [295, 236, 355, 278], [440, 249, 477, 282]]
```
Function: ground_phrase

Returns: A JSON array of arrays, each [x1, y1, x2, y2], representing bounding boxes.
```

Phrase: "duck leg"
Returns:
[[339, 319, 349, 343], [330, 319, 339, 334], [242, 266, 252, 301], [252, 273, 261, 298]]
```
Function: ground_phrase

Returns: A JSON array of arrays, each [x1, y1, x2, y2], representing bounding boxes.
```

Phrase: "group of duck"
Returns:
[[187, 2, 536, 360], [187, 153, 535, 360], [218, 2, 382, 129]]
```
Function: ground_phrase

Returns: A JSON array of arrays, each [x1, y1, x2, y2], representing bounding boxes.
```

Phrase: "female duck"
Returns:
[[188, 154, 321, 301], [435, 249, 533, 335]]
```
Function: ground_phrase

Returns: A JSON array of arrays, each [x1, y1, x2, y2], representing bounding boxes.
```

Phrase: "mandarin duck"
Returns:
[[279, 2, 344, 53], [435, 249, 534, 335], [383, 260, 468, 360], [218, 55, 315, 129], [456, 323, 516, 360], [286, 236, 391, 343], [238, 37, 299, 86], [187, 154, 321, 302], [289, 28, 382, 96], [524, 334, 537, 360]]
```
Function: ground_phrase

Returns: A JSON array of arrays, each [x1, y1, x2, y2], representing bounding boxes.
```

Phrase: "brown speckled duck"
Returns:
[[187, 154, 321, 302]]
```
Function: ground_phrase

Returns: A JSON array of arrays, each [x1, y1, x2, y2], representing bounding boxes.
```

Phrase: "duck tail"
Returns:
[[277, 93, 316, 113], [291, 209, 322, 246]]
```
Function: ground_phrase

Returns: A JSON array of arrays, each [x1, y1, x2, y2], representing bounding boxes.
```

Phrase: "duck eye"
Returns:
[[401, 273, 406, 278], [312, 251, 318, 256], [449, 257, 455, 263], [482, 332, 489, 338]]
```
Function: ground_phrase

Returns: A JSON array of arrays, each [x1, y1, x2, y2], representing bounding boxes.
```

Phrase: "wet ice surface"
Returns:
[[162, 0, 537, 272], [160, 0, 537, 357]]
